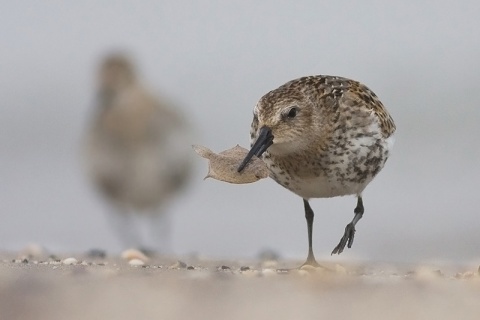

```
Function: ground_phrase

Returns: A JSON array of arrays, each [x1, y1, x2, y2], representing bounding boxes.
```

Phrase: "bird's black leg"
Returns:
[[331, 196, 364, 255], [301, 199, 321, 267]]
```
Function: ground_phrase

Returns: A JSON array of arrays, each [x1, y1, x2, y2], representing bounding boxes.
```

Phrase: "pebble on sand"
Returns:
[[62, 258, 78, 265], [261, 268, 278, 277], [261, 260, 278, 269], [121, 249, 149, 263], [128, 259, 145, 266]]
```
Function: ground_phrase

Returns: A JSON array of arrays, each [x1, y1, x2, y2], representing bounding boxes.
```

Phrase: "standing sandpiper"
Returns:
[[238, 75, 396, 267], [85, 53, 192, 252]]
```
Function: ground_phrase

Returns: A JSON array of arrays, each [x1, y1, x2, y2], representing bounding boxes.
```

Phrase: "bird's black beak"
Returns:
[[237, 126, 274, 172]]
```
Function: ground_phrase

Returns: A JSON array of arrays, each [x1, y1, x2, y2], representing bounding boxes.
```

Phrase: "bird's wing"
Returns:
[[339, 80, 396, 137]]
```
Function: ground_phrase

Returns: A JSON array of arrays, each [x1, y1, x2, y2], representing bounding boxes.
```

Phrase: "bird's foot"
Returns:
[[301, 258, 322, 268], [331, 223, 356, 255], [300, 251, 322, 268]]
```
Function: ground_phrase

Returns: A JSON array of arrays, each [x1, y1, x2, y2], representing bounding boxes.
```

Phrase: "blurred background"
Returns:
[[1, 0, 479, 264]]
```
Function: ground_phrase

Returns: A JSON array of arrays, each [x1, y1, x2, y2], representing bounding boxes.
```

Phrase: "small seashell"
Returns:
[[62, 257, 78, 265], [128, 259, 145, 266], [261, 268, 277, 277], [121, 249, 149, 262], [192, 144, 269, 184]]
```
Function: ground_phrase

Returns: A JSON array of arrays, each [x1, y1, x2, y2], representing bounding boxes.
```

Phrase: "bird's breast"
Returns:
[[263, 133, 392, 199]]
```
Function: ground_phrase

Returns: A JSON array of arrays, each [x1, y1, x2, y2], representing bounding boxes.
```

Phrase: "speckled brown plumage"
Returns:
[[84, 54, 192, 251], [243, 75, 396, 267]]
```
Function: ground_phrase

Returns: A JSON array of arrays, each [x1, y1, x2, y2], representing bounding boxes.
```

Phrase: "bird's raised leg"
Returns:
[[331, 197, 364, 255], [301, 199, 321, 267]]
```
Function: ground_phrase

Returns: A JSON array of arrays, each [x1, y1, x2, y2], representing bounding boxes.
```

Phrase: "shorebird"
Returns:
[[238, 75, 396, 267], [84, 53, 192, 252]]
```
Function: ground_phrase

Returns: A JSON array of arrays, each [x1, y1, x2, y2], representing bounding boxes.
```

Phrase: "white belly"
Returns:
[[265, 134, 395, 200], [280, 174, 371, 199]]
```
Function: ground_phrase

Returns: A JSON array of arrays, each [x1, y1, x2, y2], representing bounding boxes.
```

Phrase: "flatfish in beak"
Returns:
[[192, 144, 268, 184]]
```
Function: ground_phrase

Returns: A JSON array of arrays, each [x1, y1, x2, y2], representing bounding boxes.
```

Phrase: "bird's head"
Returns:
[[98, 53, 136, 93], [238, 79, 320, 172]]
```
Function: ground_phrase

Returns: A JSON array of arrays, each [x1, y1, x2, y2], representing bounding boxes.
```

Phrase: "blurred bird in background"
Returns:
[[84, 53, 193, 254]]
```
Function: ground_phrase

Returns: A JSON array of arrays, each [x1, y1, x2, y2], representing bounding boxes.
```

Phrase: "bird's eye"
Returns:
[[286, 106, 298, 118]]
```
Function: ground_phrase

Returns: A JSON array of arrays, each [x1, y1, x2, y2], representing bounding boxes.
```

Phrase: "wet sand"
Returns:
[[1, 252, 479, 320]]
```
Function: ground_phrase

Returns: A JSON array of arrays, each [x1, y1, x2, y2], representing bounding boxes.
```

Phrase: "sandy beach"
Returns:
[[1, 251, 479, 320]]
